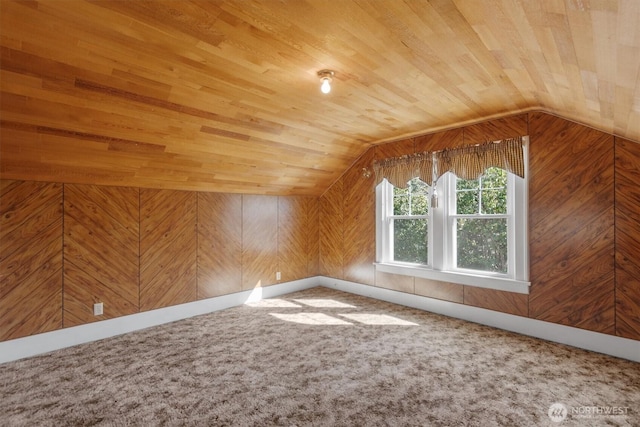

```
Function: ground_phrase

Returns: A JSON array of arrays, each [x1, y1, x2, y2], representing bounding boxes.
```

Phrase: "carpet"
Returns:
[[0, 286, 638, 426]]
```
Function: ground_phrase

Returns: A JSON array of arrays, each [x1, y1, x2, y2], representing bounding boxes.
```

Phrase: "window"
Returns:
[[376, 152, 529, 294]]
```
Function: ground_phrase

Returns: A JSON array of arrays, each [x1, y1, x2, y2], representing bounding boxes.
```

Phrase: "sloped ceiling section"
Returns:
[[1, 0, 639, 195]]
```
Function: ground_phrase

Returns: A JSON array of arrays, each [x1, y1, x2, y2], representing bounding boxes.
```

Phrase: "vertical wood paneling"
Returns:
[[0, 180, 62, 340], [319, 178, 344, 279], [242, 195, 278, 290], [140, 189, 197, 311], [63, 184, 139, 327], [528, 112, 615, 333], [197, 193, 242, 299], [278, 196, 309, 282], [344, 148, 376, 285], [615, 138, 640, 340], [306, 197, 320, 277]]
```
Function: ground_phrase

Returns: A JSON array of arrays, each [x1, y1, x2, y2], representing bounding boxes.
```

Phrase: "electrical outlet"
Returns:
[[93, 302, 103, 316], [276, 271, 281, 281]]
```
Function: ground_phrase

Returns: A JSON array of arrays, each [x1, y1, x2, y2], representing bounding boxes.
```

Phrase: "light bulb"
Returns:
[[320, 78, 331, 94]]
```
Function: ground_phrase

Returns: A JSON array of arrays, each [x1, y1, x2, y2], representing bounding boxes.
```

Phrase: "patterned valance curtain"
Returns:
[[373, 137, 525, 187], [372, 152, 434, 188]]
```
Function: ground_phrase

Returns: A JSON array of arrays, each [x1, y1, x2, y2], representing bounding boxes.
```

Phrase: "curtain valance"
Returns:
[[373, 137, 525, 188]]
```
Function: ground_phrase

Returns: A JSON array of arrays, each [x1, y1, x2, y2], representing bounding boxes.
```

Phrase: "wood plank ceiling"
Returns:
[[1, 0, 639, 195]]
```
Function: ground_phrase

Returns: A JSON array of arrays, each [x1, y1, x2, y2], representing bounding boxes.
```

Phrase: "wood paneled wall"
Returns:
[[198, 193, 243, 299], [140, 189, 197, 311], [0, 181, 63, 341], [64, 184, 139, 326], [320, 112, 640, 340], [0, 185, 319, 341], [615, 138, 640, 339]]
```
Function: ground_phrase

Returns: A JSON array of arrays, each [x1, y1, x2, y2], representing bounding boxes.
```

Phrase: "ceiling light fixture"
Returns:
[[317, 70, 334, 94]]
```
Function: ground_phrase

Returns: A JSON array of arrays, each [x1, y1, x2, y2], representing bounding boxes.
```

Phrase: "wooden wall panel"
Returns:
[[528, 112, 615, 333], [375, 271, 414, 294], [305, 197, 320, 277], [197, 193, 242, 299], [414, 128, 464, 153], [140, 189, 197, 311], [0, 180, 63, 340], [319, 178, 344, 279], [343, 148, 376, 286], [464, 287, 529, 317], [463, 114, 529, 143], [325, 112, 637, 338], [414, 278, 463, 304], [278, 196, 309, 282], [242, 195, 278, 290], [375, 138, 414, 160], [615, 138, 640, 340], [63, 184, 139, 327]]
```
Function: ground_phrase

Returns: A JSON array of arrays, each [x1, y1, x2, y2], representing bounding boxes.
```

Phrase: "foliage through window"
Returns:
[[454, 167, 507, 274], [377, 163, 529, 292], [392, 178, 429, 264]]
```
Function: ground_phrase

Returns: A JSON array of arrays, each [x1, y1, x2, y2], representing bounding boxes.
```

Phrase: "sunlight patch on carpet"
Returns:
[[292, 299, 357, 308], [339, 313, 419, 326], [246, 299, 302, 308], [269, 312, 353, 325]]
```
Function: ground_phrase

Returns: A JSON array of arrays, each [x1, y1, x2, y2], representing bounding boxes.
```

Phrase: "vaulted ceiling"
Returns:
[[1, 0, 639, 195]]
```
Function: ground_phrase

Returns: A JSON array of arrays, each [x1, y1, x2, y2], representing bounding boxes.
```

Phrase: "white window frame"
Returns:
[[375, 138, 530, 294]]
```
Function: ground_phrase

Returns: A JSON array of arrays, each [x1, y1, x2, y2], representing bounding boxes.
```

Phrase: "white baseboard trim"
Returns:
[[0, 277, 321, 364], [2, 276, 638, 364], [318, 277, 640, 363]]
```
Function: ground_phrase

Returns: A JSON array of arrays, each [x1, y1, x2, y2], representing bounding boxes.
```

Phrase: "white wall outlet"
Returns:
[[276, 271, 281, 281], [93, 302, 104, 316]]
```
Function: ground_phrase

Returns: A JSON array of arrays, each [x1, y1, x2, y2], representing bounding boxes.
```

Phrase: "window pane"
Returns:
[[456, 218, 507, 273], [393, 178, 430, 215], [393, 187, 409, 215], [481, 168, 507, 214], [456, 189, 478, 214], [481, 189, 506, 214], [393, 218, 428, 264], [408, 179, 429, 215], [482, 167, 507, 189]]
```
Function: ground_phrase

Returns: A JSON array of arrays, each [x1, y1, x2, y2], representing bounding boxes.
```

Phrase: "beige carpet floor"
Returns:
[[0, 286, 638, 426]]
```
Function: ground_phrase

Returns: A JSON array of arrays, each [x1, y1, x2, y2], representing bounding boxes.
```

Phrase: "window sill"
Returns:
[[374, 262, 530, 294]]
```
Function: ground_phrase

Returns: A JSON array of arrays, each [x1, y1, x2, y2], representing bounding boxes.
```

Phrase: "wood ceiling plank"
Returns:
[[2, 0, 640, 195]]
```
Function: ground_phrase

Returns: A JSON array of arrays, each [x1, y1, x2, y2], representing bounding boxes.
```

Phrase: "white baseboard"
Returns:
[[2, 276, 638, 364], [318, 277, 640, 363], [0, 277, 320, 364]]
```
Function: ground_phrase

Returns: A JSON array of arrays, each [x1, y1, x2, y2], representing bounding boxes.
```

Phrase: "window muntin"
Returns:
[[451, 167, 509, 275], [377, 163, 528, 292], [389, 178, 429, 264]]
